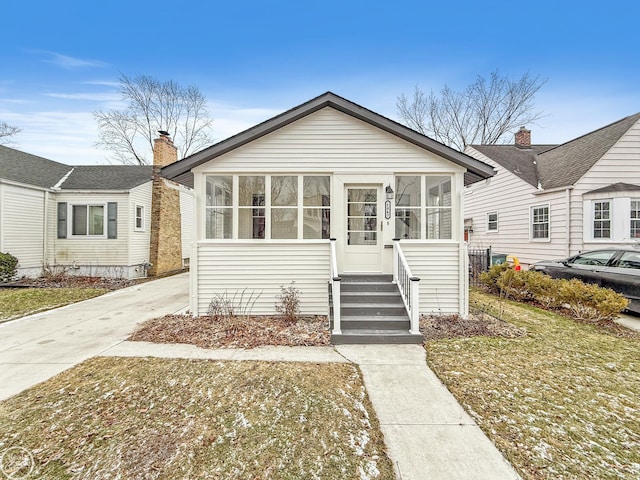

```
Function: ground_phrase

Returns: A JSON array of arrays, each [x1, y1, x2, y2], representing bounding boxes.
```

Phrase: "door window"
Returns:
[[347, 188, 377, 245]]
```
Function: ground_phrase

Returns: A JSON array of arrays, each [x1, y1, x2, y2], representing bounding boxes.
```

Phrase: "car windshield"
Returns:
[[569, 251, 616, 266]]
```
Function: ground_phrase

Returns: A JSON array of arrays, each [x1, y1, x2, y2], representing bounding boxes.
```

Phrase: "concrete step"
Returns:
[[340, 274, 393, 283], [331, 315, 410, 330], [340, 282, 399, 293], [331, 329, 423, 345], [341, 292, 404, 304], [341, 303, 407, 316]]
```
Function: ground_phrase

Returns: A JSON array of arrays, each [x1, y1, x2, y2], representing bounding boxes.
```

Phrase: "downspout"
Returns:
[[43, 190, 49, 268], [565, 187, 572, 257], [459, 184, 470, 317]]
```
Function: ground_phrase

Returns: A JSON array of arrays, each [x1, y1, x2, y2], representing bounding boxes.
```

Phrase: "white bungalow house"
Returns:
[[464, 112, 640, 268], [0, 134, 193, 279], [162, 92, 494, 343]]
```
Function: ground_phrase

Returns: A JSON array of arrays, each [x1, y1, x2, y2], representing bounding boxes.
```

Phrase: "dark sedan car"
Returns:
[[530, 248, 640, 314]]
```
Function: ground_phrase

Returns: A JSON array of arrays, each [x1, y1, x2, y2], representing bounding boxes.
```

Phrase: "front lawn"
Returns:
[[0, 357, 395, 479], [0, 288, 108, 323], [426, 290, 640, 480]]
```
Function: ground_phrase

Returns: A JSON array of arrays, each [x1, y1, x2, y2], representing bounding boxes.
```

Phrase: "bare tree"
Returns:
[[0, 121, 21, 145], [94, 74, 214, 165], [397, 71, 546, 151]]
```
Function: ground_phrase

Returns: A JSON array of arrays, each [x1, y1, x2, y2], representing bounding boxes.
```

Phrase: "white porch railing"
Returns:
[[392, 238, 420, 334], [329, 238, 341, 335]]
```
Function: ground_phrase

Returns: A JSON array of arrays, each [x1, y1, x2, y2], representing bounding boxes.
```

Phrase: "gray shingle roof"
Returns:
[[469, 112, 640, 190], [0, 145, 72, 189], [63, 166, 153, 190], [586, 182, 640, 194], [536, 112, 640, 189], [0, 145, 153, 190], [467, 144, 556, 188]]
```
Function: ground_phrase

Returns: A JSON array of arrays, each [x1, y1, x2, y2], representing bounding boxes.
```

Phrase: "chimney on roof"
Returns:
[[515, 126, 531, 148], [153, 130, 178, 168]]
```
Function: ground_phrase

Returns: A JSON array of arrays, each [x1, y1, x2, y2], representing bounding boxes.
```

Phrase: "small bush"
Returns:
[[275, 282, 301, 323], [480, 263, 511, 293], [525, 271, 563, 309], [0, 252, 18, 282], [207, 288, 262, 320], [558, 278, 629, 322], [497, 268, 532, 302]]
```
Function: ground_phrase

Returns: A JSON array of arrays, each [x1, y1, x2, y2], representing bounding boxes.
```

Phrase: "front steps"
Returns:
[[330, 274, 423, 344]]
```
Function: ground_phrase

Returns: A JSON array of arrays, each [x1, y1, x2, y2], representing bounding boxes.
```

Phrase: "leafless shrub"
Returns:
[[275, 282, 301, 323]]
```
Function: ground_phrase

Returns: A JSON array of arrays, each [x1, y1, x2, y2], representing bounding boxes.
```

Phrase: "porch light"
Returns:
[[385, 185, 394, 200]]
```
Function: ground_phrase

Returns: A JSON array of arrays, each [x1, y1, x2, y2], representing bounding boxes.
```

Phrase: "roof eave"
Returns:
[[161, 92, 495, 181]]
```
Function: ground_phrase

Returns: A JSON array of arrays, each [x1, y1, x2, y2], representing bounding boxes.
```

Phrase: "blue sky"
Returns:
[[1, 0, 639, 165]]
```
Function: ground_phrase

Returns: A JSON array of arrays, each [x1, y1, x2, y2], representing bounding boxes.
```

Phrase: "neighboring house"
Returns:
[[161, 92, 494, 319], [464, 112, 640, 267], [0, 133, 193, 279]]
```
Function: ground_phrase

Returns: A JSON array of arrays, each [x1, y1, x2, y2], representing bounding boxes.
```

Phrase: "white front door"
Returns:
[[343, 185, 383, 272]]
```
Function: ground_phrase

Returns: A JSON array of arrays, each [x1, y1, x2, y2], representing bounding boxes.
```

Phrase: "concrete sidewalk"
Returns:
[[102, 341, 521, 479], [0, 272, 189, 401]]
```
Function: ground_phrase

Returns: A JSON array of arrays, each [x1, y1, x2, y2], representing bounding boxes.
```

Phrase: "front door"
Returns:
[[343, 185, 383, 272]]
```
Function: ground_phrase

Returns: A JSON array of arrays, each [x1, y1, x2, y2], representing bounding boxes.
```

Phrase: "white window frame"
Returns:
[[487, 211, 498, 233], [593, 199, 612, 239], [630, 199, 640, 239], [69, 203, 107, 238], [530, 204, 550, 241], [134, 205, 145, 231], [204, 174, 331, 241]]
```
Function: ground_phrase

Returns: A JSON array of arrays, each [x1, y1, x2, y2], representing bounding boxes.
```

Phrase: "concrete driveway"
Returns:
[[0, 272, 189, 401]]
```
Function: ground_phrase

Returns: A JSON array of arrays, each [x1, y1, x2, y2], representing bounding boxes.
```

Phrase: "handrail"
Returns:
[[329, 238, 341, 334], [392, 238, 420, 334]]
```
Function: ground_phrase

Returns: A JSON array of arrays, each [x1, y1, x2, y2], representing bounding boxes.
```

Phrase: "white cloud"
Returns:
[[31, 50, 108, 69]]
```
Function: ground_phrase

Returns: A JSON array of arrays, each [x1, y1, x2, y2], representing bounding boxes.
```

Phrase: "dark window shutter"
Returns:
[[57, 202, 67, 239], [107, 202, 117, 239]]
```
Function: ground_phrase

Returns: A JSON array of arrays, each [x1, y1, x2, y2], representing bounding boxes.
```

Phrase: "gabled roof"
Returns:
[[536, 112, 640, 189], [0, 145, 71, 189], [468, 111, 640, 190], [0, 145, 152, 191], [586, 182, 640, 194], [467, 144, 556, 188], [161, 92, 495, 187]]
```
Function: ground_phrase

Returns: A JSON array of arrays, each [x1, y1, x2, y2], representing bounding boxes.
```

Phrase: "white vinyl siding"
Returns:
[[53, 192, 129, 267], [129, 182, 152, 266], [195, 242, 329, 316], [0, 182, 46, 274], [180, 188, 194, 262], [571, 118, 640, 252], [464, 147, 568, 266], [401, 242, 461, 313], [193, 108, 466, 175], [192, 107, 467, 315]]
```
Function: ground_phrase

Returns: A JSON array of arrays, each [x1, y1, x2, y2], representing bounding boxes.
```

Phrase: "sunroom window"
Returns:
[[205, 176, 233, 239], [394, 175, 452, 240], [204, 174, 330, 240], [593, 200, 611, 239]]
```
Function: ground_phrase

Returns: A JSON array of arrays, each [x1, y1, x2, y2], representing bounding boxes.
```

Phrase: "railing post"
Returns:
[[332, 276, 342, 335], [329, 238, 341, 335], [392, 238, 400, 284], [409, 277, 420, 334]]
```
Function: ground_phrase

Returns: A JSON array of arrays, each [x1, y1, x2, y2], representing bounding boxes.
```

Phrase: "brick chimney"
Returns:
[[148, 131, 183, 277], [515, 126, 531, 148], [153, 130, 178, 168]]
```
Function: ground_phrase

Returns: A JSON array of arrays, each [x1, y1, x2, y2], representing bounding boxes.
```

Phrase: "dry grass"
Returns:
[[426, 290, 640, 480], [129, 314, 330, 348], [0, 357, 395, 479], [0, 288, 108, 323]]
